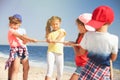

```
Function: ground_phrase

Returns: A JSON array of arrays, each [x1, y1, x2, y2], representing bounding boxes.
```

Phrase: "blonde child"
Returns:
[[45, 16, 66, 80], [5, 14, 38, 80], [69, 13, 95, 80], [74, 5, 118, 80]]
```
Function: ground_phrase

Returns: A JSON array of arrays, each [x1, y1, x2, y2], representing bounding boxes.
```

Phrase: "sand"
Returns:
[[0, 57, 120, 80], [0, 57, 72, 80]]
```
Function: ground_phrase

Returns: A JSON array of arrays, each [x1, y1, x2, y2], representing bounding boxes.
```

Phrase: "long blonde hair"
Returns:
[[45, 16, 61, 38]]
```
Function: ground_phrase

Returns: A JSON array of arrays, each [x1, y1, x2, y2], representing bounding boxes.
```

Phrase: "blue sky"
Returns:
[[0, 0, 120, 48]]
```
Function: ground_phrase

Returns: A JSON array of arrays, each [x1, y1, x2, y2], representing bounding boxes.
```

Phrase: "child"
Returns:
[[45, 16, 66, 80], [5, 14, 38, 80], [69, 13, 95, 80], [74, 5, 118, 80]]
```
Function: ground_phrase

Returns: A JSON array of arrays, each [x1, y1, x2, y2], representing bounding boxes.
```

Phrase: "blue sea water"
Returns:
[[0, 45, 120, 71]]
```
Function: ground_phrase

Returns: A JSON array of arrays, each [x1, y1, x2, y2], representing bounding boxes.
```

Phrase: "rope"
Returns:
[[37, 40, 47, 43], [37, 40, 113, 79], [110, 60, 113, 80], [37, 40, 80, 46]]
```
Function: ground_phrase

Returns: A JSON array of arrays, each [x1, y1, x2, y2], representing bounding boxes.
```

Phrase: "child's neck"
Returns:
[[96, 24, 109, 33]]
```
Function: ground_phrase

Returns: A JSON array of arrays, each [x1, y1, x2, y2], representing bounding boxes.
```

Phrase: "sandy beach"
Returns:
[[0, 57, 72, 80], [0, 57, 120, 80]]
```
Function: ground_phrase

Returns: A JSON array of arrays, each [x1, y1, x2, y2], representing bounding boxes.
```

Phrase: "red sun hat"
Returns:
[[86, 5, 114, 29]]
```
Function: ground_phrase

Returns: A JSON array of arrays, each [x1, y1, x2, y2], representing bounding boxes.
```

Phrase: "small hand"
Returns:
[[46, 39, 55, 43], [63, 41, 75, 46], [31, 39, 39, 43], [28, 39, 38, 43]]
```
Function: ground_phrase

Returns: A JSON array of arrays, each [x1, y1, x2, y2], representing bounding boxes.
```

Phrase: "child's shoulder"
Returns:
[[59, 28, 65, 31], [85, 31, 95, 36], [17, 28, 26, 34], [18, 28, 26, 31], [57, 28, 66, 32], [108, 33, 118, 40], [9, 28, 16, 33]]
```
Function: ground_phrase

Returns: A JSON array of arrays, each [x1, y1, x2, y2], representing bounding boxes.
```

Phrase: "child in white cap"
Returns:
[[69, 13, 95, 80]]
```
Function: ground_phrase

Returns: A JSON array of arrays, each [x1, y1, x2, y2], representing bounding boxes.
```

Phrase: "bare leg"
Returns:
[[11, 57, 20, 80], [22, 57, 29, 80], [8, 62, 13, 80], [70, 73, 79, 80], [45, 76, 51, 80]]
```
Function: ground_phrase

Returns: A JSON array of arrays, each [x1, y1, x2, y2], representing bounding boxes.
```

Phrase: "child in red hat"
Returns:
[[74, 5, 118, 80]]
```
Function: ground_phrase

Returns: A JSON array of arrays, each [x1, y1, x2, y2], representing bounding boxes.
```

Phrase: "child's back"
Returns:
[[81, 31, 118, 66]]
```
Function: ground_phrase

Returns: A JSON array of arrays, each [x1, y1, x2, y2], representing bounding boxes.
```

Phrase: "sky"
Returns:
[[0, 0, 120, 48]]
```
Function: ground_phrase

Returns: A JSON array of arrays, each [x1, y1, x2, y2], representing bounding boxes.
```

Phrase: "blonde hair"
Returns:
[[45, 16, 61, 38], [9, 16, 22, 24]]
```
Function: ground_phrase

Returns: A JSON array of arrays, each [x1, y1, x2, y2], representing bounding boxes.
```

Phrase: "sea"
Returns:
[[0, 45, 120, 72]]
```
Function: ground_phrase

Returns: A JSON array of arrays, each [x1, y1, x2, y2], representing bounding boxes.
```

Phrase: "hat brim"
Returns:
[[87, 19, 106, 29], [85, 25, 95, 31]]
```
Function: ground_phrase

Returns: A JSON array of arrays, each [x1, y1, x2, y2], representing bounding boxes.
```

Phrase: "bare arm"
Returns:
[[73, 46, 87, 56], [47, 30, 66, 43], [55, 31, 65, 41], [110, 53, 117, 61], [12, 31, 38, 43]]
